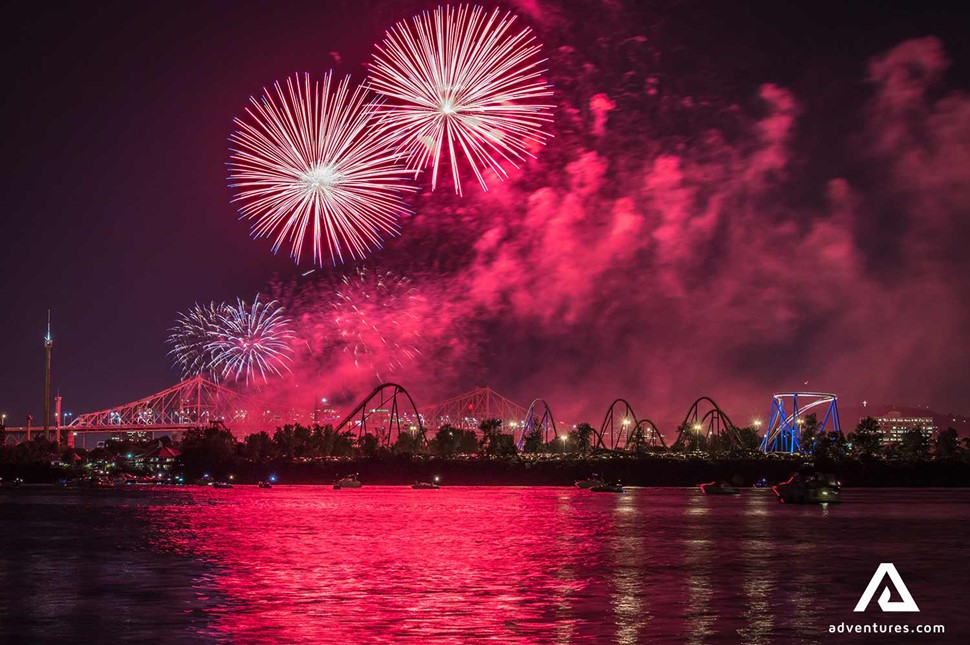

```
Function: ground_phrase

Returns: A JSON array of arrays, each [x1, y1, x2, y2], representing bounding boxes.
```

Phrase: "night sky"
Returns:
[[2, 0, 969, 428]]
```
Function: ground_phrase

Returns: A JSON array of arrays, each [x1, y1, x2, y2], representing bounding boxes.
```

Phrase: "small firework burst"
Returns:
[[331, 267, 422, 377], [167, 296, 295, 385], [212, 296, 296, 385], [369, 4, 554, 195], [229, 72, 414, 266], [167, 302, 228, 380]]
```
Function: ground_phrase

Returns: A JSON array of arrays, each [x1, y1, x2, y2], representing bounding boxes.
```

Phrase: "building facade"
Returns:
[[874, 410, 936, 445]]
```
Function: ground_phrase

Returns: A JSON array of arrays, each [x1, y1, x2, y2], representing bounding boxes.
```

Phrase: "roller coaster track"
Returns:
[[334, 382, 425, 447]]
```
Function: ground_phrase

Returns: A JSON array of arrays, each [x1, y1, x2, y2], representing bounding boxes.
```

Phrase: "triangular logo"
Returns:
[[854, 563, 920, 612]]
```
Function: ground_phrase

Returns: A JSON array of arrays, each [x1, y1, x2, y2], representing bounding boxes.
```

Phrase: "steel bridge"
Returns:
[[421, 386, 529, 435], [3, 376, 292, 444]]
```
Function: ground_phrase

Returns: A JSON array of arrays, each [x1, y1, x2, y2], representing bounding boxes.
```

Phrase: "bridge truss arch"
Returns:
[[421, 386, 527, 433], [66, 375, 278, 434], [674, 397, 741, 453], [759, 392, 841, 453], [517, 398, 559, 448], [334, 382, 425, 447]]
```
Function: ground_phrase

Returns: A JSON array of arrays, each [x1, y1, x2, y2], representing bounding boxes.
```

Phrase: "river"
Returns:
[[1, 486, 966, 643]]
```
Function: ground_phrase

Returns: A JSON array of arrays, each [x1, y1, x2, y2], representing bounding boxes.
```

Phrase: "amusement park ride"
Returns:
[[2, 342, 841, 454]]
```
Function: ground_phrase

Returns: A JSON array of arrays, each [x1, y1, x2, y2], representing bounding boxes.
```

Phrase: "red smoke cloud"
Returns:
[[267, 32, 969, 431]]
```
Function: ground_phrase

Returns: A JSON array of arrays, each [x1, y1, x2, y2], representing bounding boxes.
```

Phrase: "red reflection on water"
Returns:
[[145, 486, 629, 643], [129, 487, 970, 644]]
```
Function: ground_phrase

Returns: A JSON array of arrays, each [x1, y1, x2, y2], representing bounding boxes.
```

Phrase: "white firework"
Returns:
[[229, 72, 414, 265], [368, 4, 554, 194], [213, 296, 296, 385]]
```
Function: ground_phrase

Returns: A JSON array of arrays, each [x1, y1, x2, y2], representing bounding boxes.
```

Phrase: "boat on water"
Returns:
[[412, 481, 439, 490], [773, 471, 841, 504], [575, 475, 605, 489], [212, 481, 234, 489], [257, 481, 272, 489], [590, 483, 625, 493], [699, 481, 740, 495], [754, 477, 770, 488], [334, 474, 362, 490]]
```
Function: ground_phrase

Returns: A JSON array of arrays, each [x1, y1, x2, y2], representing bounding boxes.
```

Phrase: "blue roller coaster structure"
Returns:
[[759, 392, 842, 453], [517, 398, 559, 448]]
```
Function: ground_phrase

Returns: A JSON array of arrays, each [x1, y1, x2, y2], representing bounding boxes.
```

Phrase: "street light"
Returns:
[[560, 434, 568, 453]]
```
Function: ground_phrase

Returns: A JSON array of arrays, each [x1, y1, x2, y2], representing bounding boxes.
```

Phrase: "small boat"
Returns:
[[212, 481, 234, 489], [590, 483, 624, 493], [575, 475, 605, 489], [257, 480, 272, 489], [773, 471, 841, 504], [334, 474, 362, 490], [412, 481, 440, 490], [754, 477, 769, 488], [699, 481, 740, 495]]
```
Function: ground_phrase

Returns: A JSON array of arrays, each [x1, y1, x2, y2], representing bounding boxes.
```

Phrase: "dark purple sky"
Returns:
[[2, 0, 969, 428]]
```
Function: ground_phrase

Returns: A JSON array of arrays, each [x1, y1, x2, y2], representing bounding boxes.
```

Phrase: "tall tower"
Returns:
[[54, 393, 63, 444], [44, 311, 53, 442]]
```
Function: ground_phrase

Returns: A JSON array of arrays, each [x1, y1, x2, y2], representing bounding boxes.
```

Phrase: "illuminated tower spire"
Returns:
[[44, 310, 53, 442]]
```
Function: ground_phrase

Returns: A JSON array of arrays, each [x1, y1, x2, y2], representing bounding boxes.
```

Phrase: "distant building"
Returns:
[[874, 410, 936, 445]]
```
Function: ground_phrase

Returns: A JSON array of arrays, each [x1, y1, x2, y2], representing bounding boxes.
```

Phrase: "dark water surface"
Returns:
[[1, 487, 967, 644]]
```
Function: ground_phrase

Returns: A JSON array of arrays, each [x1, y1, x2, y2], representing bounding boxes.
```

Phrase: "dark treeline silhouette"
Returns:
[[2, 416, 970, 485]]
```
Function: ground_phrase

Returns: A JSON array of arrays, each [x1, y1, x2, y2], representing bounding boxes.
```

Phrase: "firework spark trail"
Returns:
[[213, 296, 296, 385], [332, 267, 422, 378], [369, 4, 554, 195], [229, 72, 414, 266], [280, 267, 425, 382]]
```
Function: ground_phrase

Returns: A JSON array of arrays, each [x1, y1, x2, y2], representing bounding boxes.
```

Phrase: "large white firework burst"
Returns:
[[229, 72, 414, 265], [369, 4, 555, 195]]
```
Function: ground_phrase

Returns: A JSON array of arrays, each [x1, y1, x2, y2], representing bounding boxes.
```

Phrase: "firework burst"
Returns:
[[213, 296, 296, 385], [229, 72, 413, 266], [369, 4, 554, 195], [331, 267, 421, 377], [167, 302, 227, 380], [167, 296, 295, 385]]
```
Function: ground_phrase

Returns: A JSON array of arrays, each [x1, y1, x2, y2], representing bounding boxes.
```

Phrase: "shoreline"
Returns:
[[5, 454, 970, 487]]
